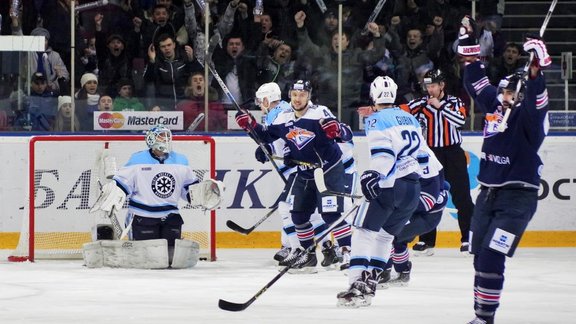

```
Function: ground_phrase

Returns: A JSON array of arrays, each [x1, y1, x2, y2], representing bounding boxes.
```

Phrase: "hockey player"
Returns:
[[459, 16, 551, 324], [236, 80, 353, 273], [337, 76, 422, 307], [253, 82, 298, 262], [90, 125, 224, 267], [407, 68, 474, 255]]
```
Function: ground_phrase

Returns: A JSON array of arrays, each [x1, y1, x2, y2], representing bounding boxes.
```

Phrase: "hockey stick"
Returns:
[[218, 201, 361, 311], [226, 205, 278, 235], [75, 0, 121, 13], [497, 0, 557, 132], [270, 156, 320, 169], [205, 61, 287, 184], [313, 168, 362, 199], [314, 0, 327, 13], [361, 0, 387, 34], [187, 113, 205, 131]]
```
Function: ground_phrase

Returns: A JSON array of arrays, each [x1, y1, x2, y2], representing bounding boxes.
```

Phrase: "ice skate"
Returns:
[[372, 268, 391, 289], [320, 241, 341, 268], [273, 246, 291, 263], [278, 247, 302, 267], [466, 316, 494, 324], [388, 261, 411, 287], [287, 248, 318, 274], [412, 242, 434, 256], [339, 246, 351, 271], [336, 271, 374, 308], [460, 242, 472, 256]]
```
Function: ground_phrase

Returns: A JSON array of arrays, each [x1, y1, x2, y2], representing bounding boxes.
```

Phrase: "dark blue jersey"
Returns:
[[463, 61, 549, 189], [251, 104, 352, 179]]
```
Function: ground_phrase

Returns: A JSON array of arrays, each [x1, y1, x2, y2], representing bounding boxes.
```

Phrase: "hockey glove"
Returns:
[[523, 36, 551, 68], [320, 118, 341, 140], [235, 111, 257, 131], [360, 170, 381, 201], [254, 144, 272, 164], [457, 15, 480, 56]]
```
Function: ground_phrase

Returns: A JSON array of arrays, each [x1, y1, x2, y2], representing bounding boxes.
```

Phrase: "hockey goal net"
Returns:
[[8, 135, 217, 262]]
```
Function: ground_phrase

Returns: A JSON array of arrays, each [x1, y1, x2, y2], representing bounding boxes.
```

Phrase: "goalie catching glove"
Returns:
[[188, 179, 225, 210], [90, 180, 126, 213]]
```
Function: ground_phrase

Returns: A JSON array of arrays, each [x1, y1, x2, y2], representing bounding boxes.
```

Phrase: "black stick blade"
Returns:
[[218, 298, 254, 312], [226, 220, 254, 235]]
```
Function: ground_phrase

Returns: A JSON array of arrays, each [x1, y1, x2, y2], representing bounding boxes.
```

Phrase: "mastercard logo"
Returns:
[[98, 112, 125, 129]]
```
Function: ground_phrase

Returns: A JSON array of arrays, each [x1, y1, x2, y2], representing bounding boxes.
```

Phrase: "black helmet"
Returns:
[[423, 69, 445, 85], [291, 80, 312, 93], [498, 72, 523, 92]]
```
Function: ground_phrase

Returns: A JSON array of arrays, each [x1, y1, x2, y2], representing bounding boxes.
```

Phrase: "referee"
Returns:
[[407, 69, 474, 255]]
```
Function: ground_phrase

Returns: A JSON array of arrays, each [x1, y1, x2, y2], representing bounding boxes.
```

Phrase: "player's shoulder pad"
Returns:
[[272, 109, 295, 125], [166, 151, 190, 166], [125, 150, 157, 166], [306, 104, 335, 120]]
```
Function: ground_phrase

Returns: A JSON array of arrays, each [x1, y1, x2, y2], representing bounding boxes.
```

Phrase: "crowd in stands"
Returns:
[[0, 0, 515, 132]]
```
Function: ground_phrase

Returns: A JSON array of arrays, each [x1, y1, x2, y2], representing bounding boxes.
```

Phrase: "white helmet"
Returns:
[[255, 82, 282, 107], [370, 76, 398, 105], [146, 125, 172, 154]]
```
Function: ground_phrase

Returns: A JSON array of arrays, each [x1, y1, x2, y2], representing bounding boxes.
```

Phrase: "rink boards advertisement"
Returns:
[[0, 134, 575, 249]]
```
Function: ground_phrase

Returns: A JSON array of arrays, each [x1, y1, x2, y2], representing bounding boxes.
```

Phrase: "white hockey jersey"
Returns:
[[113, 150, 199, 218], [364, 107, 424, 188]]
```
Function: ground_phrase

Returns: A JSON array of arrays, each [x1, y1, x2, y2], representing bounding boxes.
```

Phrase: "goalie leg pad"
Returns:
[[170, 239, 200, 269], [105, 239, 170, 269], [82, 241, 104, 268]]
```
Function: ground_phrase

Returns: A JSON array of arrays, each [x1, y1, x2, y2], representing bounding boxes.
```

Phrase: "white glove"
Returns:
[[189, 179, 225, 210], [90, 181, 126, 213], [523, 38, 551, 67]]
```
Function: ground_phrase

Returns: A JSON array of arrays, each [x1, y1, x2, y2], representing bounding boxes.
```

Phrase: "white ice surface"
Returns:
[[1, 248, 575, 324]]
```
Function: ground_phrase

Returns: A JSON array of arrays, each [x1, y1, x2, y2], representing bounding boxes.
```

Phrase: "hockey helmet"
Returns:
[[498, 72, 523, 93], [290, 80, 312, 93], [146, 125, 172, 154], [423, 69, 445, 85], [370, 76, 397, 105], [255, 82, 282, 106]]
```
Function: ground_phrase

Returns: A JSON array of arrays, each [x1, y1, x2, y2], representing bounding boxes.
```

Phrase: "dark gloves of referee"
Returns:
[[360, 170, 381, 201], [254, 144, 272, 164], [320, 118, 341, 139], [235, 111, 257, 131]]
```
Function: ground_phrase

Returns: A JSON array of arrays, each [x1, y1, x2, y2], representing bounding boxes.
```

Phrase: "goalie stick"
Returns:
[[313, 168, 362, 199], [226, 205, 278, 235], [497, 0, 557, 132], [218, 201, 361, 311]]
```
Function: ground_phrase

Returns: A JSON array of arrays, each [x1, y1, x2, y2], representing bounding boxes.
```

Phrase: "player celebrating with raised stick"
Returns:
[[459, 15, 551, 324], [236, 80, 353, 273], [337, 76, 423, 307]]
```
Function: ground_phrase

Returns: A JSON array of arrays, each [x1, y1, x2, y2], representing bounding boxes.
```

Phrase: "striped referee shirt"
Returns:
[[407, 95, 467, 148]]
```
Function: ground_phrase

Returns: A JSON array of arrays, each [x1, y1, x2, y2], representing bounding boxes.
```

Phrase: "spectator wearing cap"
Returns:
[[75, 72, 101, 130], [113, 78, 146, 111], [52, 96, 80, 132], [95, 13, 134, 97], [28, 27, 70, 95], [15, 72, 58, 131]]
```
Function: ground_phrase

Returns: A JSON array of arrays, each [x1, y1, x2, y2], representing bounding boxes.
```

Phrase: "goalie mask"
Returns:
[[146, 125, 172, 154], [370, 76, 397, 105]]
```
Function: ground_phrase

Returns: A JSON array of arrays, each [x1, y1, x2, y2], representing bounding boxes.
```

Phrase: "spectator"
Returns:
[[487, 43, 526, 85], [131, 4, 177, 60], [143, 33, 201, 110], [212, 35, 258, 108], [28, 72, 58, 131], [28, 27, 70, 95], [98, 95, 114, 111], [52, 95, 80, 132], [75, 72, 101, 130], [95, 13, 134, 97], [176, 71, 227, 131], [79, 36, 98, 75], [113, 79, 146, 111], [256, 40, 296, 99]]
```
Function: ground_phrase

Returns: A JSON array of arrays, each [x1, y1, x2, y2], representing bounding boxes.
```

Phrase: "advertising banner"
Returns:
[[93, 111, 184, 130]]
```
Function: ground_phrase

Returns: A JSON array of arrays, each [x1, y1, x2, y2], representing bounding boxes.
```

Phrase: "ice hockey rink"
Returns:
[[1, 248, 575, 324]]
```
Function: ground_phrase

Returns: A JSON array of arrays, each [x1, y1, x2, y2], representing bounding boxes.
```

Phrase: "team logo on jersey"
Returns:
[[484, 112, 505, 137], [286, 127, 315, 150], [151, 172, 176, 198]]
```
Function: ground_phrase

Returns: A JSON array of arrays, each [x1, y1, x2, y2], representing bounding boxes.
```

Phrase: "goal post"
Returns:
[[8, 135, 217, 262]]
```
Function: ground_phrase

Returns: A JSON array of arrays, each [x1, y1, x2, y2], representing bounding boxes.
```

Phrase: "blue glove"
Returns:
[[254, 144, 272, 164], [360, 170, 381, 200]]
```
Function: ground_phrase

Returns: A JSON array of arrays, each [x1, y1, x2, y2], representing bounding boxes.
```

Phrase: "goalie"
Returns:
[[87, 125, 224, 269]]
